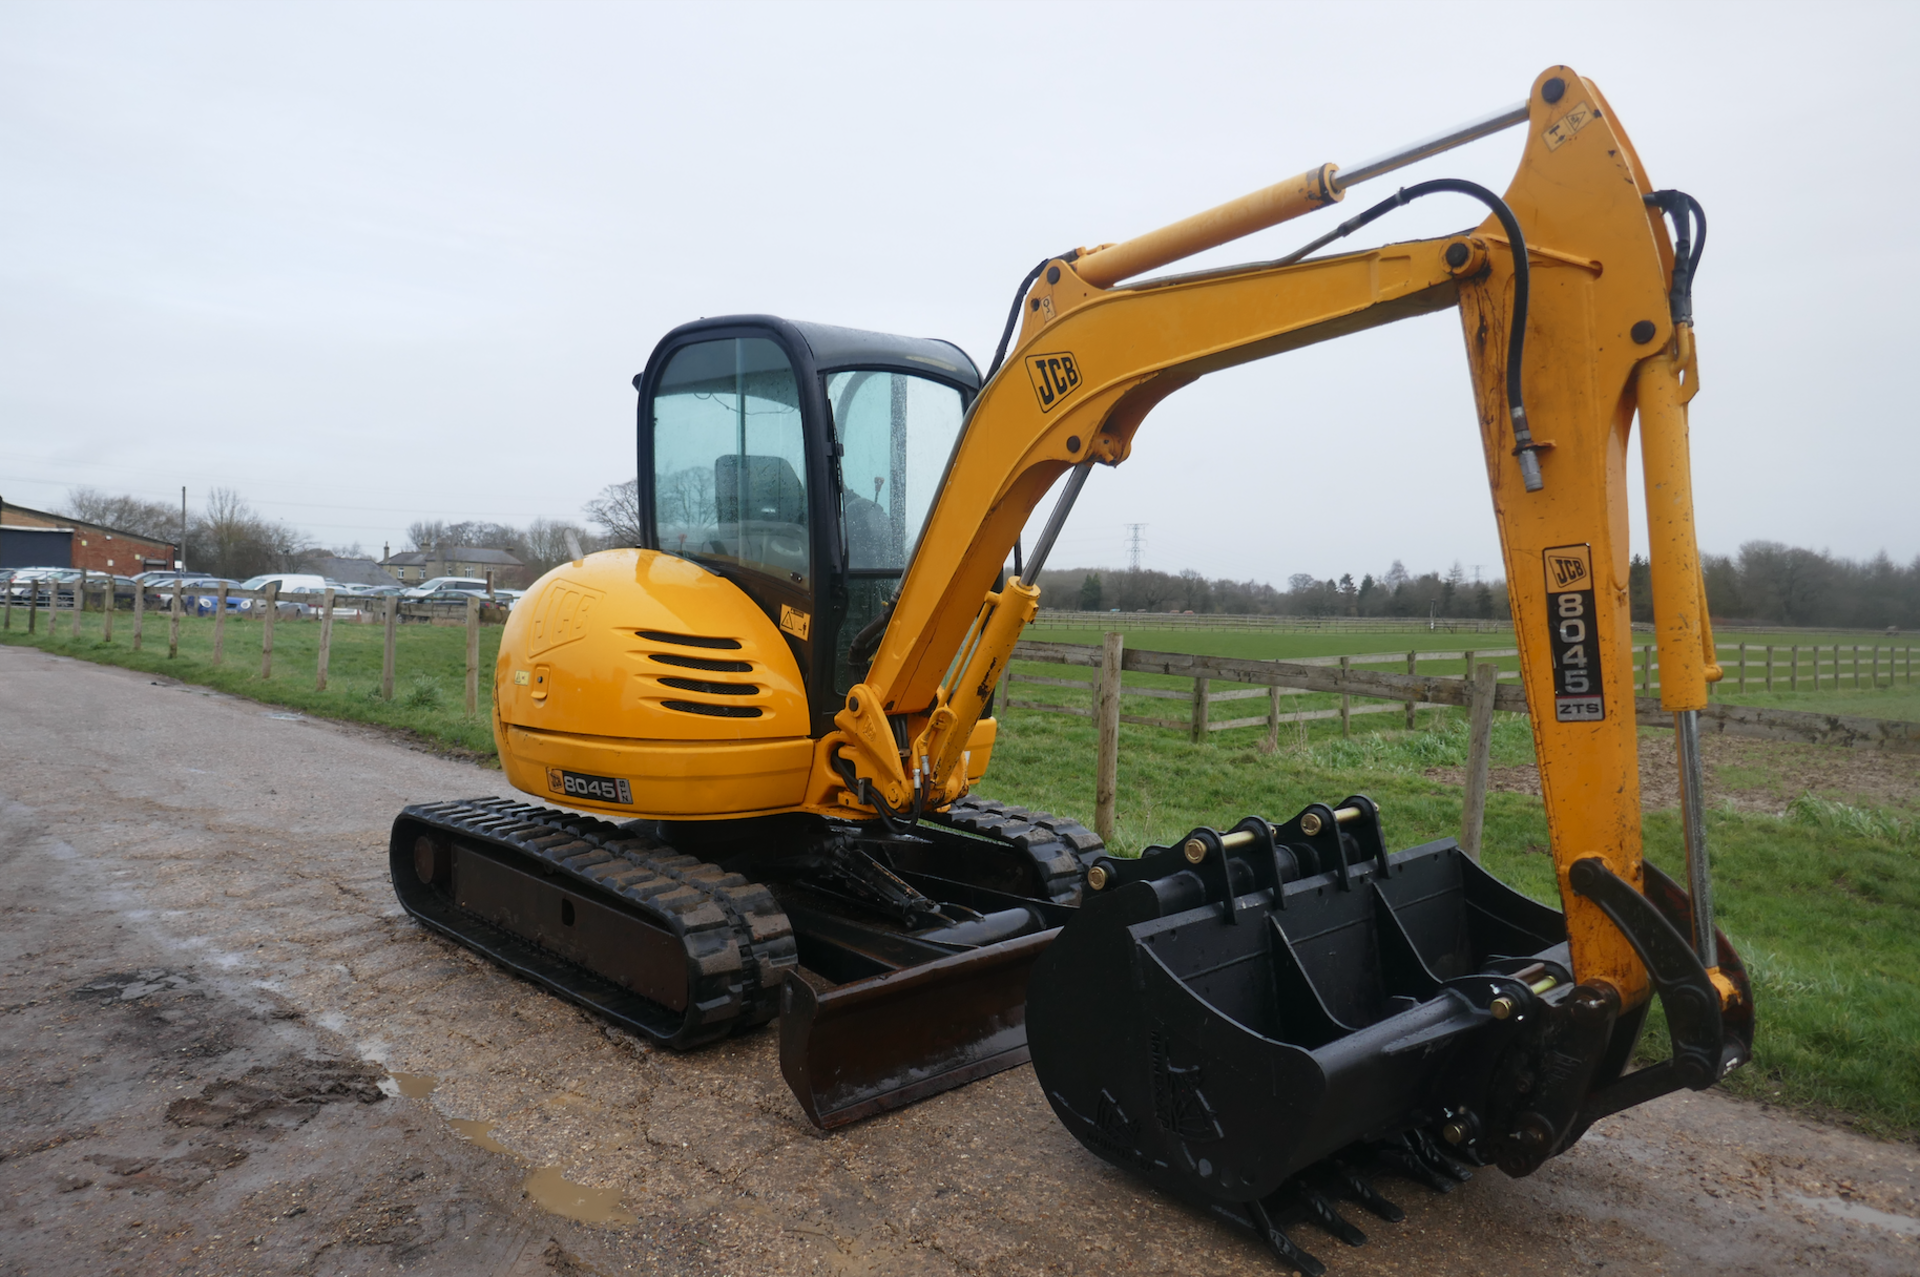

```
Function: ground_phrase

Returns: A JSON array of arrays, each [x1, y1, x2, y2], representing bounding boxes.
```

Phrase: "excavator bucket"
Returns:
[[1028, 797, 1752, 1274]]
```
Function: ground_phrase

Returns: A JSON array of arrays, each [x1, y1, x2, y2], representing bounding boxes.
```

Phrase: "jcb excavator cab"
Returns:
[[634, 316, 980, 733]]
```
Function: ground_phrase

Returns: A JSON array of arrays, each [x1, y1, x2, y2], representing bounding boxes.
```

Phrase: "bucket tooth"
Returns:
[[1407, 1128, 1474, 1182], [1321, 1158, 1405, 1223], [1293, 1183, 1369, 1247], [1249, 1199, 1327, 1277], [1373, 1132, 1467, 1194]]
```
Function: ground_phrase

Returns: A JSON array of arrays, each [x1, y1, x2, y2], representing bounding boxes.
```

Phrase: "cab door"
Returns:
[[645, 331, 829, 726]]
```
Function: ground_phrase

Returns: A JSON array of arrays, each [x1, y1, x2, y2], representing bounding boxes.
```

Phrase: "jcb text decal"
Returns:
[[1026, 352, 1083, 413], [1543, 545, 1605, 723]]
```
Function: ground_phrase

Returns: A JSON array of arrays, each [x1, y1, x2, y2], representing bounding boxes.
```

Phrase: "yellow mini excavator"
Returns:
[[393, 64, 1751, 1271]]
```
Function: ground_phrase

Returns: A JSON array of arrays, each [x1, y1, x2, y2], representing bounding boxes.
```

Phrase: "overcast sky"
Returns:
[[3, 1, 1914, 586]]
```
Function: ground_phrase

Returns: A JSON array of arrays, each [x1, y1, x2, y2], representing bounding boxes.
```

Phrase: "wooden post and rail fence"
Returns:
[[2, 576, 508, 712], [1001, 634, 1920, 848]]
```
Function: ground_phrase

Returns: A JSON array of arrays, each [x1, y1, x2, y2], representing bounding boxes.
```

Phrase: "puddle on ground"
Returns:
[[446, 1116, 634, 1226], [521, 1166, 635, 1226], [1787, 1193, 1920, 1237], [381, 1071, 438, 1099], [447, 1117, 516, 1155]]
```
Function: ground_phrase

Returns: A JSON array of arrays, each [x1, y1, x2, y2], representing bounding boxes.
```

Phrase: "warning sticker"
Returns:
[[1543, 101, 1596, 151], [1543, 545, 1605, 723]]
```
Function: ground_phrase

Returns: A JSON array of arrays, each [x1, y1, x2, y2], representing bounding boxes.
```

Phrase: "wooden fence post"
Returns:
[[1640, 644, 1652, 692], [259, 582, 279, 678], [27, 577, 39, 633], [1095, 632, 1123, 842], [1872, 645, 1881, 689], [130, 579, 140, 648], [168, 581, 182, 658], [382, 595, 398, 700], [465, 596, 480, 714], [75, 569, 88, 638], [1737, 642, 1746, 691], [1764, 645, 1773, 692], [1405, 651, 1418, 729], [1339, 655, 1352, 738], [1461, 663, 1499, 862], [1853, 644, 1861, 689], [317, 588, 336, 691], [101, 577, 113, 643], [1266, 684, 1282, 753], [1189, 675, 1209, 744], [1812, 644, 1822, 691], [212, 585, 227, 664], [3, 580, 11, 630]]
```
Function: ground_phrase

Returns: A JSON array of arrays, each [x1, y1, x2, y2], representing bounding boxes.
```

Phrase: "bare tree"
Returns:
[[64, 487, 180, 543], [584, 478, 644, 547]]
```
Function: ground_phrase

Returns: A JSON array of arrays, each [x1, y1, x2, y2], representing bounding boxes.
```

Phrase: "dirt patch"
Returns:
[[165, 1059, 386, 1130], [1427, 731, 1920, 815]]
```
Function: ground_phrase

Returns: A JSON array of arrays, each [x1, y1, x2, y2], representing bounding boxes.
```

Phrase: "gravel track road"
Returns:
[[3, 642, 1916, 1275]]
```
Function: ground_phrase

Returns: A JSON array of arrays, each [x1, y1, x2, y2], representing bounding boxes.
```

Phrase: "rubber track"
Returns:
[[928, 796, 1105, 906], [402, 796, 796, 1042]]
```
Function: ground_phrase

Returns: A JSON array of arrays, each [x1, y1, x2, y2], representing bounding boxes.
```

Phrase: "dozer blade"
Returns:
[[779, 926, 1056, 1129], [1028, 798, 1753, 1271]]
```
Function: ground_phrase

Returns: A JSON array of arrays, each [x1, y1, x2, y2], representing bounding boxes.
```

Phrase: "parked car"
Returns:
[[235, 573, 331, 615], [402, 576, 494, 599], [403, 588, 510, 621], [4, 567, 81, 607], [179, 578, 245, 615]]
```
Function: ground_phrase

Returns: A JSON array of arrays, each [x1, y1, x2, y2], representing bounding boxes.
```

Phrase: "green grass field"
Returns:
[[1, 607, 502, 757], [9, 608, 1917, 1138]]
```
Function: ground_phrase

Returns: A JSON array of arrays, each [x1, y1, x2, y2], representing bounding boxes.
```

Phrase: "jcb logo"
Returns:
[[1026, 352, 1082, 413], [1546, 550, 1590, 590]]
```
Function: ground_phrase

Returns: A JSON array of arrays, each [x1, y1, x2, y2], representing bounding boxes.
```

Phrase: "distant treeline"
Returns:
[[1688, 542, 1919, 630], [64, 481, 633, 582], [1046, 541, 1919, 631], [1040, 560, 1512, 621]]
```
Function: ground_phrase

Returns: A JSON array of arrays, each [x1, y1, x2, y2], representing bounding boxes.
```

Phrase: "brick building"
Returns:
[[0, 498, 177, 573]]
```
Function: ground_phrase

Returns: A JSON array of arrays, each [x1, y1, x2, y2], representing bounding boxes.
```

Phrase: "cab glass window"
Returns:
[[652, 337, 810, 588], [826, 371, 964, 572]]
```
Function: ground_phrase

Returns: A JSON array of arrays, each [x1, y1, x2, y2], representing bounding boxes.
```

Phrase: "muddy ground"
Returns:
[[3, 642, 1917, 1276]]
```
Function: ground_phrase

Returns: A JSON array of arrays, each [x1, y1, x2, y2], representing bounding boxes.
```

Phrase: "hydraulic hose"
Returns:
[[985, 250, 1080, 383], [1644, 190, 1706, 326], [1273, 178, 1543, 491]]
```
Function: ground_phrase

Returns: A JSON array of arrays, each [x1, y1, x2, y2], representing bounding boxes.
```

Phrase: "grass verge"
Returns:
[[1, 611, 501, 758]]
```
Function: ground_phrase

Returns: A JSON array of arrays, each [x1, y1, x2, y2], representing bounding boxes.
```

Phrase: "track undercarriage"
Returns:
[[390, 795, 1102, 1128]]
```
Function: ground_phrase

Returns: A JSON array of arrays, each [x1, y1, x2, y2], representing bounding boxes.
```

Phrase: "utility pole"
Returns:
[[1124, 523, 1147, 573]]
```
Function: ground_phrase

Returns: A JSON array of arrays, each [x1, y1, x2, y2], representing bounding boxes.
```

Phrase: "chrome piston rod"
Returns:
[[1674, 708, 1718, 966], [1332, 101, 1530, 193]]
